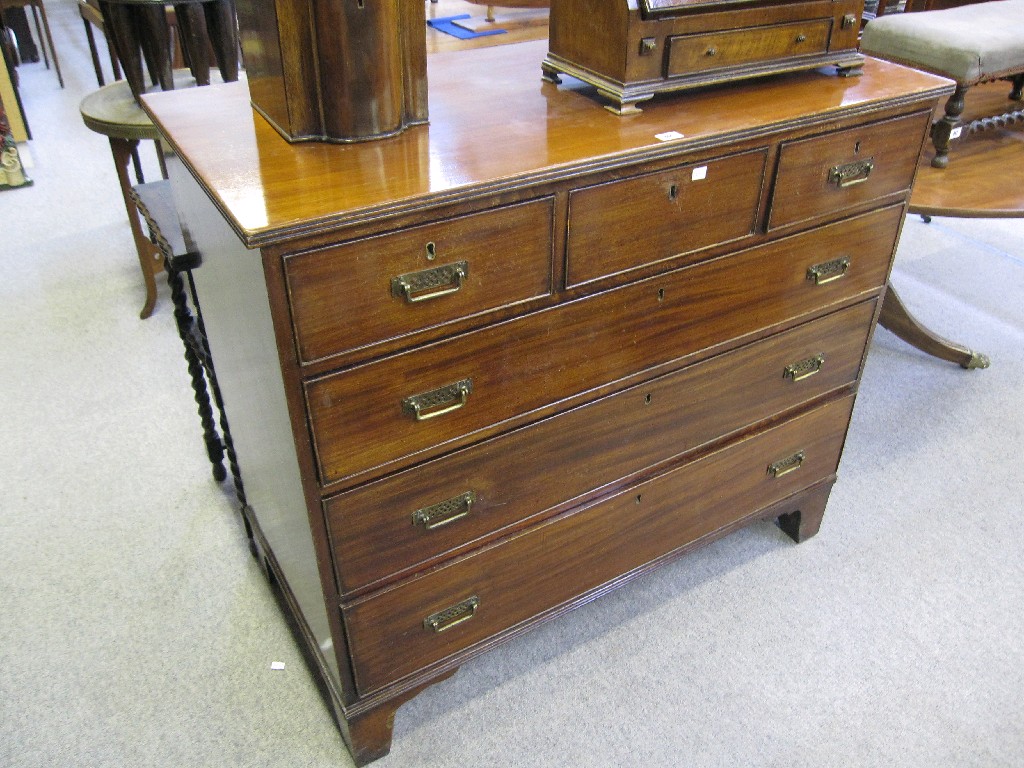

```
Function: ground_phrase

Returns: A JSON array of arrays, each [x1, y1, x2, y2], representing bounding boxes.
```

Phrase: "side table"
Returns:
[[80, 78, 165, 318]]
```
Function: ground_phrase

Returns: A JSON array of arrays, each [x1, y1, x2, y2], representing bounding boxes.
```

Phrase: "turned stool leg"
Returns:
[[930, 83, 966, 169]]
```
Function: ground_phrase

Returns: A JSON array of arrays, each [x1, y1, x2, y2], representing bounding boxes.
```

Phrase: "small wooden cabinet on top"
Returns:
[[543, 0, 865, 114]]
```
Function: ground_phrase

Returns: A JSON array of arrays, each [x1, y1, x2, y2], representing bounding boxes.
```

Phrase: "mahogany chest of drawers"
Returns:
[[143, 41, 951, 765]]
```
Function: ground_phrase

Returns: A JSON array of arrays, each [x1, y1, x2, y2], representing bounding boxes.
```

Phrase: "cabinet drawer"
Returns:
[[343, 395, 855, 694], [566, 149, 765, 286], [284, 199, 554, 364], [667, 19, 832, 76], [307, 204, 900, 486], [768, 110, 930, 229], [325, 300, 875, 594]]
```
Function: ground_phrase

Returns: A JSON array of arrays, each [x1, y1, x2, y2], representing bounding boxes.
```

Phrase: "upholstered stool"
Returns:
[[862, 0, 1024, 168]]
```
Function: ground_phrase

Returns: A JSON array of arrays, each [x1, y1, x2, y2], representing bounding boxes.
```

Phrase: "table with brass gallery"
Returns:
[[142, 41, 951, 765]]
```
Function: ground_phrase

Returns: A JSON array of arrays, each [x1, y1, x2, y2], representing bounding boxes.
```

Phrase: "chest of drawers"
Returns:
[[144, 41, 951, 765]]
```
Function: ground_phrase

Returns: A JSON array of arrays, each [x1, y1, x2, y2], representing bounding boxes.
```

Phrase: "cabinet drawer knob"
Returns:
[[784, 354, 826, 382], [424, 596, 480, 633], [412, 491, 476, 530], [705, 47, 717, 57], [402, 378, 473, 421], [768, 451, 805, 478], [806, 257, 850, 285], [795, 33, 807, 43], [828, 158, 875, 188], [391, 260, 469, 304]]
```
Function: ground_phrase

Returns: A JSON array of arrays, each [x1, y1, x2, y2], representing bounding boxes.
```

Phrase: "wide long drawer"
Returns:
[[667, 19, 832, 77], [325, 299, 876, 594], [343, 394, 856, 694], [307, 205, 901, 486], [284, 198, 554, 364]]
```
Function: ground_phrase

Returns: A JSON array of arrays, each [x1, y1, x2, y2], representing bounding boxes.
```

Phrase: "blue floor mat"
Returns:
[[427, 14, 507, 39]]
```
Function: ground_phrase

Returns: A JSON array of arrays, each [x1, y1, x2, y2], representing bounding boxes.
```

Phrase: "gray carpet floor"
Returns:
[[2, 3, 1023, 766]]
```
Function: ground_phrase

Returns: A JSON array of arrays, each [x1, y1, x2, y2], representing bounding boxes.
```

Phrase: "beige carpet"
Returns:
[[2, 3, 1023, 766]]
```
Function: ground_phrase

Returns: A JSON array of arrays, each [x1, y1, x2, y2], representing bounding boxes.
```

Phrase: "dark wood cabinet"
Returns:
[[143, 41, 951, 765], [543, 0, 865, 114]]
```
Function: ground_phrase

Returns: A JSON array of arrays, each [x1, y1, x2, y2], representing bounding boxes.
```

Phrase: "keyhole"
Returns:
[[657, 288, 665, 302], [425, 242, 436, 260], [669, 184, 678, 201], [854, 141, 861, 154], [635, 494, 643, 504], [644, 393, 652, 405], [356, 0, 365, 7]]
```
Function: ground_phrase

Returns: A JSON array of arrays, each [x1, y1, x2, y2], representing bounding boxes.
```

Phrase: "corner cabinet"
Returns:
[[144, 41, 951, 765]]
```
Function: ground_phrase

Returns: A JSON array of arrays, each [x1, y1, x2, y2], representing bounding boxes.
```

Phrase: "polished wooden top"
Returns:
[[142, 40, 953, 247], [909, 81, 1024, 218]]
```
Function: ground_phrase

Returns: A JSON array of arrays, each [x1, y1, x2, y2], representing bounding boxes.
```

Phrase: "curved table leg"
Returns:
[[878, 282, 990, 370], [108, 137, 161, 318]]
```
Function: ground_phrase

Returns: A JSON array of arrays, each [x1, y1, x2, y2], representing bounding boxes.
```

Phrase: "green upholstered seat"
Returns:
[[861, 0, 1024, 83]]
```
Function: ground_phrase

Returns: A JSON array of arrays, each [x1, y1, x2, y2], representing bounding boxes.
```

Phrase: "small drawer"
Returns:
[[342, 394, 856, 694], [769, 110, 931, 229], [306, 204, 901, 487], [667, 19, 832, 77], [324, 300, 876, 594], [566, 149, 765, 286], [284, 199, 554, 364]]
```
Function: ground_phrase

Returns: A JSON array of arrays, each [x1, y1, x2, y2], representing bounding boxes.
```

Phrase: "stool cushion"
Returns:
[[861, 0, 1024, 83]]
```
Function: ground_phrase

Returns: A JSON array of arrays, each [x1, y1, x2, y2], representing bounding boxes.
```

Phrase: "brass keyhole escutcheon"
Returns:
[[657, 288, 665, 302], [669, 184, 678, 200], [425, 241, 437, 260], [644, 393, 653, 405]]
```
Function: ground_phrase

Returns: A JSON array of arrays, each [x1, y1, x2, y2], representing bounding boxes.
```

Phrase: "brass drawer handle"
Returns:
[[807, 256, 850, 285], [828, 158, 875, 188], [391, 260, 468, 304], [412, 491, 476, 530], [424, 596, 480, 633], [402, 378, 473, 421], [768, 451, 805, 478], [784, 354, 825, 382]]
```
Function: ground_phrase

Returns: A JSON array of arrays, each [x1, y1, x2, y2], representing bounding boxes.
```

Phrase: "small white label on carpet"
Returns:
[[271, 661, 285, 670]]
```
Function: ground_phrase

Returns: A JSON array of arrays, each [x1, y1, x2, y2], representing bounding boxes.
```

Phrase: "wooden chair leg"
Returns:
[[930, 83, 966, 169], [32, 0, 63, 87], [878, 282, 989, 369]]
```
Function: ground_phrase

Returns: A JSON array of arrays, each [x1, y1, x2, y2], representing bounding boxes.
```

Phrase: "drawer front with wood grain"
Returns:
[[768, 110, 930, 229], [325, 300, 876, 594], [343, 394, 856, 694], [307, 204, 900, 486], [667, 19, 833, 76], [284, 199, 554, 364], [566, 149, 766, 286]]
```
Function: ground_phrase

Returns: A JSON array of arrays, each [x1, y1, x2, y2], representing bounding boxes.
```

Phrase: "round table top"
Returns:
[[909, 82, 1024, 219], [79, 71, 218, 141]]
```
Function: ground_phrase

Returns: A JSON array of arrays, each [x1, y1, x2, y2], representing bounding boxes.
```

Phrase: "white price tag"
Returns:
[[271, 661, 286, 670], [691, 165, 708, 181], [655, 131, 685, 142], [950, 126, 963, 140]]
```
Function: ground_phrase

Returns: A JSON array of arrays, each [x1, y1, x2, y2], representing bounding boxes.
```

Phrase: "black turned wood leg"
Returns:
[[173, 3, 211, 85], [1010, 75, 1023, 102], [776, 481, 833, 543], [166, 263, 227, 482], [879, 282, 990, 370], [931, 84, 967, 169], [202, 0, 240, 83]]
